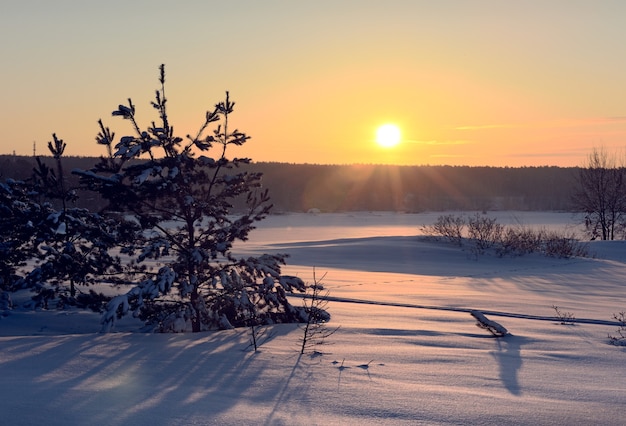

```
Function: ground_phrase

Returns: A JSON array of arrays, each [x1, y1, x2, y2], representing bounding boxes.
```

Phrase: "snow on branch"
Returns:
[[470, 310, 508, 337]]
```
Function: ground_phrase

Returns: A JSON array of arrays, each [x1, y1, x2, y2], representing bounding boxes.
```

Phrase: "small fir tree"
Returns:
[[26, 137, 125, 305], [0, 178, 48, 291], [0, 144, 124, 309], [76, 65, 308, 332]]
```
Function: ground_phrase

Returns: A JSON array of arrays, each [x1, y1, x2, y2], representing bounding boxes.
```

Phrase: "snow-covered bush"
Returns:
[[0, 178, 44, 291], [0, 290, 12, 312], [1, 137, 128, 309], [1, 156, 124, 312], [76, 65, 309, 332]]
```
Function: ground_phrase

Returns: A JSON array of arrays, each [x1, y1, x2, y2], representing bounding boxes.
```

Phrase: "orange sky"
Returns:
[[2, 1, 626, 166]]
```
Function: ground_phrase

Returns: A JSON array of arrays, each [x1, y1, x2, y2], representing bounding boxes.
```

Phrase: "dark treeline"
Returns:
[[0, 155, 106, 210], [251, 163, 577, 212], [0, 155, 578, 212]]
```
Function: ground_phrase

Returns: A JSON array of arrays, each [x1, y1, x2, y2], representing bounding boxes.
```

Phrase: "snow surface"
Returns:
[[1, 211, 625, 425]]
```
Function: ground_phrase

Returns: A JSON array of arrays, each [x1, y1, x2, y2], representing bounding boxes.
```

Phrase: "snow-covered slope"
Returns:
[[1, 212, 625, 425]]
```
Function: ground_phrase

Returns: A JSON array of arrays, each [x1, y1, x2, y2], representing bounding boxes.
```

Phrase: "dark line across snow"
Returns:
[[299, 294, 622, 327]]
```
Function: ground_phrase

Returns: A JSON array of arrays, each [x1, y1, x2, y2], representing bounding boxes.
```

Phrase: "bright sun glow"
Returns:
[[375, 124, 401, 148]]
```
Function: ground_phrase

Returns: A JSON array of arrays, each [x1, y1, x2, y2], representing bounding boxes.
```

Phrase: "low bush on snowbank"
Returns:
[[422, 213, 588, 259]]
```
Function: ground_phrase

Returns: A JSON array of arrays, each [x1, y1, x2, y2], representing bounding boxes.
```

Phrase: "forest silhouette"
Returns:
[[1, 155, 576, 213]]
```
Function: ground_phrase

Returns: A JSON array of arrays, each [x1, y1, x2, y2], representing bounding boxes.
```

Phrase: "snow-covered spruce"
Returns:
[[0, 159, 125, 309], [76, 65, 312, 332]]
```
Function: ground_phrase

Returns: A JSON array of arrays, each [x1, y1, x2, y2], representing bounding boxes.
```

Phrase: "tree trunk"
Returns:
[[190, 287, 201, 333]]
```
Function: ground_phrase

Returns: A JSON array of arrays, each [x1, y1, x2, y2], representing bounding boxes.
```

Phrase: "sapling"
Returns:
[[608, 312, 626, 346], [243, 303, 272, 353], [299, 270, 339, 355], [552, 305, 576, 325]]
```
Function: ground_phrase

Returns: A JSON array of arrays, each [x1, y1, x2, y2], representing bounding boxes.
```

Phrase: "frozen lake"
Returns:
[[245, 210, 583, 246]]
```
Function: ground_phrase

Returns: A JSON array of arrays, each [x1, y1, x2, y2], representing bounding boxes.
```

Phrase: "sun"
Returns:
[[375, 124, 401, 148]]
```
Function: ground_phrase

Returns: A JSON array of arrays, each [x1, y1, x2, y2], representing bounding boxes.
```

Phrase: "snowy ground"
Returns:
[[1, 211, 625, 425]]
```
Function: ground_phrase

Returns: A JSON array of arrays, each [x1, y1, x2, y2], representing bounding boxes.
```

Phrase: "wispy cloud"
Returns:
[[456, 116, 626, 131], [429, 154, 471, 158], [508, 151, 584, 159], [407, 140, 470, 145], [455, 124, 515, 130]]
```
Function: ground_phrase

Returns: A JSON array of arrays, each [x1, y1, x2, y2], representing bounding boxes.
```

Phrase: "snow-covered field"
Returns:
[[2, 211, 625, 425]]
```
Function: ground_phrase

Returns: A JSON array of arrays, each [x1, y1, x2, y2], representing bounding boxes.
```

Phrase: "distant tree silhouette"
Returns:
[[2, 156, 581, 213], [572, 147, 626, 240]]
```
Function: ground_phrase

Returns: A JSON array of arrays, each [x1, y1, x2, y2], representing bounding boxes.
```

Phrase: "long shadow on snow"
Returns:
[[260, 236, 608, 278], [350, 326, 528, 395], [0, 325, 297, 425], [491, 334, 528, 395]]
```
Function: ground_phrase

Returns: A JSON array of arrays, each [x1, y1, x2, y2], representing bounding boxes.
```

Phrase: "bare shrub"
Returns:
[[552, 305, 576, 325], [543, 231, 589, 258], [422, 213, 589, 260], [423, 214, 465, 245], [608, 312, 626, 346], [467, 213, 503, 255], [496, 226, 544, 257], [299, 271, 339, 355]]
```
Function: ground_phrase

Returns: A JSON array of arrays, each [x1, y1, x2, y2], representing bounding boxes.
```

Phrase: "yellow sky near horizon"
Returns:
[[2, 1, 626, 167]]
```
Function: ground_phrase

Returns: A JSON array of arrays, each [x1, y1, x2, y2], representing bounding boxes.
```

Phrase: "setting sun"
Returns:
[[376, 124, 401, 148]]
